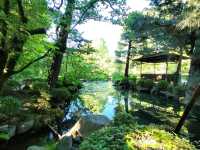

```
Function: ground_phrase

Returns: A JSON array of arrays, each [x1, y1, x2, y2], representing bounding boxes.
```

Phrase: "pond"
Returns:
[[1, 81, 184, 150], [65, 81, 182, 124]]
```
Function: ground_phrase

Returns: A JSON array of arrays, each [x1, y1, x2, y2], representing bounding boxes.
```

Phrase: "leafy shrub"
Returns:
[[112, 72, 124, 82], [0, 96, 21, 117], [50, 87, 71, 102], [174, 85, 186, 97], [33, 97, 51, 113], [90, 71, 109, 81], [63, 79, 83, 89], [31, 81, 49, 91], [80, 125, 195, 150], [5, 80, 20, 89], [137, 79, 154, 89], [167, 83, 174, 93], [128, 75, 137, 89], [137, 79, 145, 87], [113, 112, 136, 126], [157, 80, 169, 91]]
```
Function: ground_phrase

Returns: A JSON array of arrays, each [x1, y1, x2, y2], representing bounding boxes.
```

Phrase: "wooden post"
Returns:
[[140, 62, 142, 78], [174, 85, 200, 134], [154, 63, 156, 80], [124, 91, 129, 113], [165, 60, 168, 81]]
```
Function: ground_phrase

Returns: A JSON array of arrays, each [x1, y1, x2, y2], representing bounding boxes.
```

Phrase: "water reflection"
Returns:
[[65, 81, 182, 121]]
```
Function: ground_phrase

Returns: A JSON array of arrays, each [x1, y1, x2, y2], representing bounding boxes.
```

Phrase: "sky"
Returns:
[[77, 0, 150, 56]]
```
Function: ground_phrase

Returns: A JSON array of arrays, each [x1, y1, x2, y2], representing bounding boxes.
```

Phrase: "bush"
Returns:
[[167, 83, 174, 93], [137, 79, 154, 90], [174, 85, 186, 97], [128, 76, 137, 89], [50, 87, 71, 102], [80, 125, 195, 150], [31, 81, 49, 91], [63, 79, 83, 89], [0, 96, 21, 117], [113, 112, 136, 126], [157, 80, 169, 91], [5, 80, 20, 89], [33, 97, 51, 113], [112, 73, 137, 90], [137, 79, 145, 87], [112, 72, 124, 82]]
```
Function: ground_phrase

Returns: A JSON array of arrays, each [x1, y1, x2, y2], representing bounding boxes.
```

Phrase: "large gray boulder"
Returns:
[[17, 119, 34, 134], [0, 124, 16, 140], [68, 114, 110, 138], [56, 135, 73, 150]]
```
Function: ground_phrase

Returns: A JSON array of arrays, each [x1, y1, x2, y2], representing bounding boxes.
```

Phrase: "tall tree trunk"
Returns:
[[124, 40, 132, 78], [174, 48, 183, 85], [0, 0, 10, 77], [48, 0, 75, 88], [0, 74, 9, 94], [183, 30, 200, 140], [185, 31, 198, 104], [174, 85, 200, 133]]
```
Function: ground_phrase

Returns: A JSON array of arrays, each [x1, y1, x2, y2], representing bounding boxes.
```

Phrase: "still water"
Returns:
[[1, 81, 184, 150], [65, 81, 181, 121]]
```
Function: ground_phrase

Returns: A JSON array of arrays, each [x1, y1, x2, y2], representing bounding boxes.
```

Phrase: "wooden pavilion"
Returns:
[[133, 52, 190, 83]]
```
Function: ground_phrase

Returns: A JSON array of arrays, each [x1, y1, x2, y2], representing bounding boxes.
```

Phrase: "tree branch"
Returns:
[[16, 0, 28, 23], [28, 28, 47, 35], [10, 49, 51, 75], [71, 0, 99, 30]]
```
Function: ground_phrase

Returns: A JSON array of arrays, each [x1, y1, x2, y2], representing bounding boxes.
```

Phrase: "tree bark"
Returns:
[[48, 0, 75, 88], [0, 74, 9, 94], [184, 30, 198, 104], [124, 40, 132, 78], [0, 0, 10, 77], [174, 85, 200, 133], [174, 48, 183, 85]]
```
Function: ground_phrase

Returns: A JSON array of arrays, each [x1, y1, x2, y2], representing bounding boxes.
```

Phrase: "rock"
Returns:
[[17, 120, 34, 134], [68, 114, 111, 138], [27, 145, 47, 150], [56, 135, 73, 150], [0, 125, 16, 140]]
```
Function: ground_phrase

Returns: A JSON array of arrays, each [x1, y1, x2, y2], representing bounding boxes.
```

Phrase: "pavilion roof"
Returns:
[[133, 52, 190, 63]]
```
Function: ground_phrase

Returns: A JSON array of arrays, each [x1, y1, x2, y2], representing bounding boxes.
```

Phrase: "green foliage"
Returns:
[[5, 80, 20, 89], [31, 81, 49, 92], [0, 96, 22, 117], [33, 97, 51, 113], [113, 112, 136, 126], [128, 75, 137, 89], [50, 87, 71, 102], [112, 73, 137, 90], [112, 72, 124, 82], [80, 124, 195, 150], [0, 132, 10, 140], [174, 84, 186, 97], [137, 79, 155, 90], [62, 53, 109, 82], [157, 80, 169, 91]]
